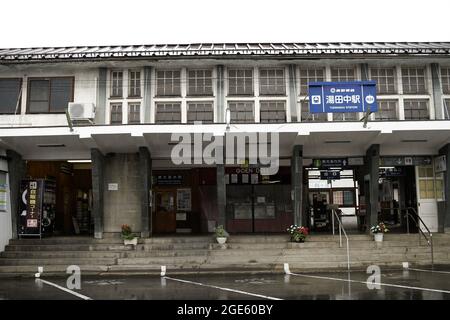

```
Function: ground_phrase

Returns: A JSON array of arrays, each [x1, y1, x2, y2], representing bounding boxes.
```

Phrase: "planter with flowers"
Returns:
[[121, 224, 138, 246], [287, 225, 309, 243], [370, 222, 389, 242], [214, 225, 229, 244]]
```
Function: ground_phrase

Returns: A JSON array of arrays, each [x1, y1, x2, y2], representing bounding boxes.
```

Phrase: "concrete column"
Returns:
[[360, 63, 369, 80], [91, 148, 105, 239], [291, 145, 303, 225], [6, 150, 26, 239], [216, 65, 225, 123], [216, 164, 226, 227], [365, 144, 380, 230], [431, 63, 444, 120], [143, 66, 152, 123], [288, 65, 298, 122], [95, 67, 107, 125], [139, 147, 152, 237], [438, 144, 450, 232]]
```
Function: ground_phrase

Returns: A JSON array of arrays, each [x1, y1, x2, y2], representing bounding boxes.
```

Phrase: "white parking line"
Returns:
[[37, 279, 92, 300], [163, 276, 283, 300], [288, 272, 450, 295], [407, 268, 450, 275]]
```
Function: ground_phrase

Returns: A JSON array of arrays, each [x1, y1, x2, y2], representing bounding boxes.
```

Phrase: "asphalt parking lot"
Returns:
[[1, 267, 450, 300]]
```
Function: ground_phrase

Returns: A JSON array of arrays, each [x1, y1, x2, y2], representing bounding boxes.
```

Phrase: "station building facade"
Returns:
[[1, 42, 450, 249]]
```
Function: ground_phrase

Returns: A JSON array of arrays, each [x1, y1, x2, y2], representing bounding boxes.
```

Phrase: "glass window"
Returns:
[[188, 69, 213, 96], [444, 99, 450, 119], [333, 112, 358, 121], [156, 70, 181, 96], [299, 68, 325, 95], [402, 67, 427, 94], [128, 103, 140, 124], [128, 71, 141, 97], [187, 102, 213, 123], [228, 101, 254, 123], [110, 103, 122, 124], [111, 71, 123, 97], [370, 67, 396, 94], [374, 100, 397, 121], [155, 102, 181, 123], [259, 68, 285, 95], [228, 69, 253, 96], [260, 101, 286, 123], [440, 68, 450, 94], [0, 78, 21, 114], [301, 101, 327, 122], [331, 67, 356, 81], [404, 99, 429, 120], [28, 78, 73, 113]]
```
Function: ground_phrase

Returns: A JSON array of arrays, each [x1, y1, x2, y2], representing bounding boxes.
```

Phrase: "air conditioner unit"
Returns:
[[68, 103, 95, 120]]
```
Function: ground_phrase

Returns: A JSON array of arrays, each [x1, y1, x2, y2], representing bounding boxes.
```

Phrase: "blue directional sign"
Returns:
[[308, 81, 377, 113], [320, 171, 341, 180]]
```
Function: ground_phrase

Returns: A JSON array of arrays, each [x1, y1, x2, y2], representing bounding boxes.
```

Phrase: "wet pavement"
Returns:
[[1, 267, 450, 300]]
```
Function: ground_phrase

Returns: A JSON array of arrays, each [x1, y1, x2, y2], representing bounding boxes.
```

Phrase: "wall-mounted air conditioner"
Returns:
[[68, 103, 95, 120]]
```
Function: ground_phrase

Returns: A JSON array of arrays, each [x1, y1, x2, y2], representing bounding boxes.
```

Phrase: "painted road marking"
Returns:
[[407, 268, 450, 275], [164, 276, 283, 300], [37, 279, 92, 300], [288, 272, 450, 295]]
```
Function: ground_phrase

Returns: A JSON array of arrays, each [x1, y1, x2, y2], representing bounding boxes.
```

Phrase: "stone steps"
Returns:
[[0, 257, 117, 266]]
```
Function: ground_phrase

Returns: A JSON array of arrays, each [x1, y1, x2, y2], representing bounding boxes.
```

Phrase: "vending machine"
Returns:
[[18, 179, 56, 238]]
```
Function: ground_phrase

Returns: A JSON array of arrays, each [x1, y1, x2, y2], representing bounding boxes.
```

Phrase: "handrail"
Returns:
[[405, 207, 434, 267], [332, 209, 350, 271]]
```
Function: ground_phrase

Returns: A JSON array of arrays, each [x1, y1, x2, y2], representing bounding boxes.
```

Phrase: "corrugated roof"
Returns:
[[0, 42, 449, 63]]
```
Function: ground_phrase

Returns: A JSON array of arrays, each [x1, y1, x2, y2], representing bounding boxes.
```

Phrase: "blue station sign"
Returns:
[[308, 81, 377, 113]]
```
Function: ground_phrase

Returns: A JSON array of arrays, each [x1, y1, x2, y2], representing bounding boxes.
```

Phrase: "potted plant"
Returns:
[[287, 224, 309, 243], [121, 224, 138, 246], [214, 225, 229, 244], [370, 222, 389, 242]]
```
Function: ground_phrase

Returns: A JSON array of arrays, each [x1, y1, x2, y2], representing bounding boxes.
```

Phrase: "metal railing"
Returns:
[[331, 209, 351, 271], [405, 207, 434, 267]]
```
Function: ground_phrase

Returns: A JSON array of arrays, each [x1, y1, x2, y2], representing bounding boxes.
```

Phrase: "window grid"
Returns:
[[0, 78, 21, 114], [110, 103, 123, 124], [156, 70, 181, 96], [444, 99, 450, 119], [260, 101, 286, 123], [128, 71, 141, 97], [441, 68, 450, 94], [28, 77, 74, 113], [404, 99, 429, 120], [370, 68, 396, 94], [259, 69, 286, 96], [228, 69, 253, 96], [155, 102, 181, 123], [188, 69, 213, 96], [331, 67, 356, 81], [299, 68, 325, 95], [374, 100, 398, 121], [402, 67, 427, 94], [187, 102, 214, 123], [111, 71, 123, 97], [228, 101, 254, 123], [128, 103, 140, 124], [333, 112, 358, 121], [300, 101, 327, 122]]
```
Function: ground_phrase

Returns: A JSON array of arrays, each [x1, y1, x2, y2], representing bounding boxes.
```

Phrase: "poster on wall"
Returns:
[[177, 188, 191, 211], [18, 180, 43, 237]]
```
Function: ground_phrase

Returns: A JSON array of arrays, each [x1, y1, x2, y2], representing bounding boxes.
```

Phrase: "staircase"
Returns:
[[0, 234, 449, 277]]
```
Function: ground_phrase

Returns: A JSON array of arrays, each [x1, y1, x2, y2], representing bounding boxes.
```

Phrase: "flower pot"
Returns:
[[124, 237, 138, 246], [374, 233, 384, 242], [216, 237, 227, 244]]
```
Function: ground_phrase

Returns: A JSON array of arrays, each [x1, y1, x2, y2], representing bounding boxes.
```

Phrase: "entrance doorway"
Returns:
[[153, 190, 176, 233]]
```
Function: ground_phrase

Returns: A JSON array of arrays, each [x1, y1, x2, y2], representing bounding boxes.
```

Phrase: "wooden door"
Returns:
[[153, 191, 176, 233], [415, 165, 438, 232]]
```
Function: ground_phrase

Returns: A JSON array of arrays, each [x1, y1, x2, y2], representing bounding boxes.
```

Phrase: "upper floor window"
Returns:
[[333, 112, 358, 121], [402, 67, 427, 94], [300, 101, 327, 122], [299, 68, 324, 95], [155, 102, 181, 123], [0, 78, 21, 114], [110, 103, 122, 124], [188, 69, 213, 96], [156, 70, 181, 96], [260, 101, 286, 123], [374, 100, 397, 121], [404, 99, 429, 120], [228, 101, 254, 123], [228, 69, 253, 96], [128, 102, 140, 124], [441, 68, 450, 94], [444, 99, 450, 119], [111, 71, 123, 98], [28, 77, 74, 113], [259, 68, 285, 95], [370, 67, 396, 94], [331, 67, 356, 81], [187, 102, 214, 123], [128, 71, 141, 97]]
